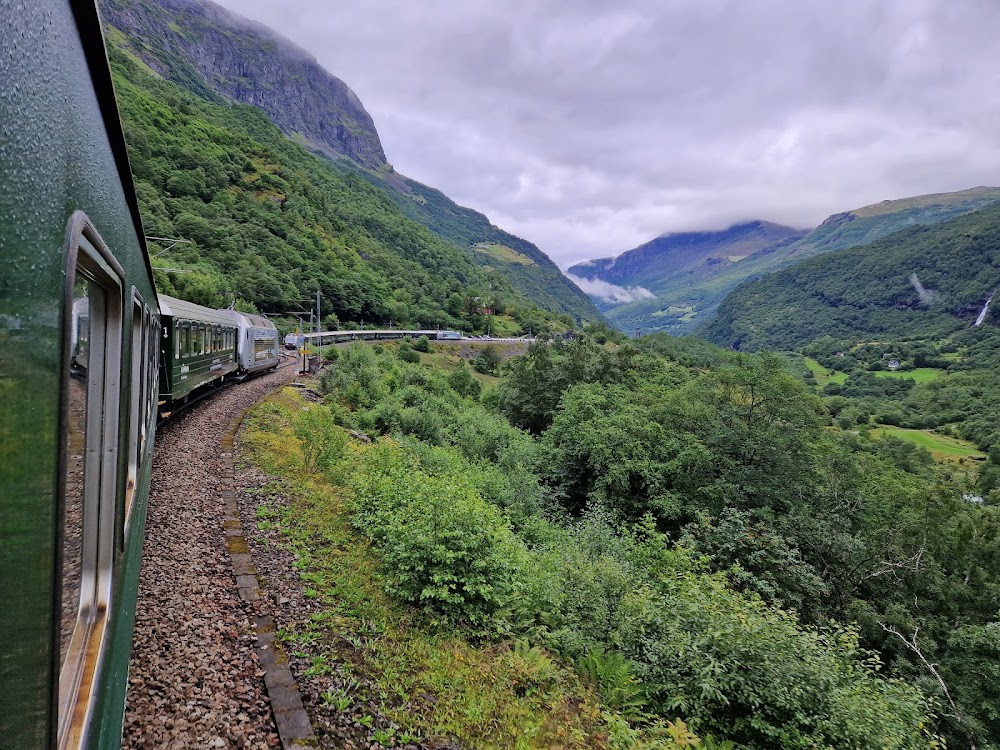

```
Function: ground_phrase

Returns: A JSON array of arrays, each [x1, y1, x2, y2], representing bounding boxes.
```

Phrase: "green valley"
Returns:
[[572, 188, 1000, 335], [239, 336, 1000, 749], [93, 2, 1000, 749]]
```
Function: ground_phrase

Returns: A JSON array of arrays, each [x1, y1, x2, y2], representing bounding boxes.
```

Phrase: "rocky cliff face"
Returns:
[[100, 0, 387, 168]]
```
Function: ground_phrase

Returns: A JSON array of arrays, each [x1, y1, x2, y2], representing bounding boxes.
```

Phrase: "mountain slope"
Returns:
[[701, 202, 1000, 351], [570, 221, 806, 292], [102, 0, 386, 167], [105, 42, 580, 333], [571, 188, 1000, 335], [100, 0, 598, 322], [568, 221, 807, 333], [331, 159, 600, 321]]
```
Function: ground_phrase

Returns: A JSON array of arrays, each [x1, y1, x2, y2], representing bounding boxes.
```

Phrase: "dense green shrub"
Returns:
[[348, 440, 527, 628], [446, 360, 481, 398], [472, 346, 501, 375], [613, 539, 933, 750], [397, 345, 421, 364]]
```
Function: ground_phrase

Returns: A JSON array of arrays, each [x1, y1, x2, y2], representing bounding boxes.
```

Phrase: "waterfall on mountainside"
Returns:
[[974, 294, 994, 326]]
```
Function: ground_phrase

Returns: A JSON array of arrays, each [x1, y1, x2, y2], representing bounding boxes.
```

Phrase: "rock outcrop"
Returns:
[[100, 0, 387, 168]]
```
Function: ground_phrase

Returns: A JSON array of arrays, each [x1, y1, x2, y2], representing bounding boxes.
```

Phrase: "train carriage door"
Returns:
[[60, 221, 123, 749]]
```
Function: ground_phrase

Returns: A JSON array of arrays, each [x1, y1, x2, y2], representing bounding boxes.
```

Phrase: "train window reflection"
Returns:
[[59, 227, 123, 750], [61, 273, 89, 673], [125, 299, 143, 523]]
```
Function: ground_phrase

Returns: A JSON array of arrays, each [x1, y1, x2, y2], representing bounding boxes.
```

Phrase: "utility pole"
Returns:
[[316, 289, 321, 333], [297, 318, 305, 374]]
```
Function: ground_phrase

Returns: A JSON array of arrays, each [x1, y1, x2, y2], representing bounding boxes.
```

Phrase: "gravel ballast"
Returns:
[[123, 365, 296, 750]]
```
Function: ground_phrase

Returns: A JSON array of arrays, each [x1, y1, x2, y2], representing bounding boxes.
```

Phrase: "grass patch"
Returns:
[[473, 243, 535, 266], [803, 357, 848, 389], [418, 351, 500, 386], [240, 391, 609, 749], [872, 426, 986, 464], [651, 305, 696, 320], [872, 368, 945, 383]]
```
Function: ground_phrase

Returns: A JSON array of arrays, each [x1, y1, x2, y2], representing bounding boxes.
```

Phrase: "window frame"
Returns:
[[58, 213, 124, 750]]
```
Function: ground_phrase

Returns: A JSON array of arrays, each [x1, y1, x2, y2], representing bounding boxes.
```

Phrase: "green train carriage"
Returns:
[[0, 1, 161, 748], [157, 294, 240, 418]]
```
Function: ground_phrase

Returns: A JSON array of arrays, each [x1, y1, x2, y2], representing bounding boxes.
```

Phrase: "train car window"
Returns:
[[124, 297, 144, 525], [60, 226, 123, 749], [144, 311, 157, 441], [62, 275, 89, 676], [149, 320, 160, 428]]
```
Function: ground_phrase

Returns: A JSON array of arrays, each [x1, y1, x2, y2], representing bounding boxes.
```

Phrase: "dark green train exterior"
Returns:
[[157, 294, 239, 416], [0, 1, 160, 748]]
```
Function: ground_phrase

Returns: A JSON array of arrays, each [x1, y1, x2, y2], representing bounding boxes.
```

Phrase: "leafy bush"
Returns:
[[472, 346, 501, 374], [397, 345, 421, 364], [447, 360, 481, 398], [613, 536, 933, 750], [413, 335, 432, 353], [347, 440, 527, 628]]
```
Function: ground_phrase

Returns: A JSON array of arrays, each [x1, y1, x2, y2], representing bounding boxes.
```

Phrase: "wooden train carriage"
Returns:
[[0, 1, 161, 748], [157, 295, 239, 414]]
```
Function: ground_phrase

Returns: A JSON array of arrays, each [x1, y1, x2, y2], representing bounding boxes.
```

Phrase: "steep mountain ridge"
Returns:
[[102, 0, 387, 167], [571, 188, 1000, 335], [99, 0, 598, 322], [331, 159, 599, 320]]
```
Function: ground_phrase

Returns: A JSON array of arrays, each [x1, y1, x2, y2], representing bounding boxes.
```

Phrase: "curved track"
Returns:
[[123, 365, 296, 749]]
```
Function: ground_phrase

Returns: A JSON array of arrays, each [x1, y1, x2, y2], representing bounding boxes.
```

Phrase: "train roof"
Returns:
[[157, 294, 242, 327], [215, 309, 277, 330]]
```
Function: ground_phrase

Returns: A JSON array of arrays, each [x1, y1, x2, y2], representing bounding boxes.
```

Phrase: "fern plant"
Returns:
[[577, 645, 649, 720]]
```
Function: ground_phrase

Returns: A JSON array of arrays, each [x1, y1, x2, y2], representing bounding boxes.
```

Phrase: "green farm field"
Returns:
[[872, 426, 985, 464], [873, 368, 945, 383], [804, 357, 848, 388]]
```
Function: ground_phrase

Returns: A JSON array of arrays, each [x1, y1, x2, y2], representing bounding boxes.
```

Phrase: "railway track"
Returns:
[[123, 364, 297, 750]]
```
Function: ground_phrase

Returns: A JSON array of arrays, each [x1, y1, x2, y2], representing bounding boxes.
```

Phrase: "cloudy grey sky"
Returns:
[[214, 0, 1000, 268]]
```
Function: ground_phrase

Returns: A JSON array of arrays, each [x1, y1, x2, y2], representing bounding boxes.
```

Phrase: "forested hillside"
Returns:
[[243, 334, 1000, 749], [104, 48, 571, 332], [703, 201, 1000, 351], [571, 188, 1000, 335], [338, 160, 600, 321], [100, 0, 599, 324]]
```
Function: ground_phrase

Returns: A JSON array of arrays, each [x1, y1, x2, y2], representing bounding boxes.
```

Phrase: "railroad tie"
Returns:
[[222, 402, 316, 750]]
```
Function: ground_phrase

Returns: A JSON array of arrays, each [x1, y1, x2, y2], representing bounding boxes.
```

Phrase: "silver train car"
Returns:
[[221, 310, 281, 375]]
